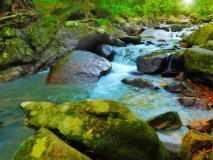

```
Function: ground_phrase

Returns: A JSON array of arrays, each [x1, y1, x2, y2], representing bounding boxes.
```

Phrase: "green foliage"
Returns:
[[96, 18, 109, 26], [33, 0, 213, 20]]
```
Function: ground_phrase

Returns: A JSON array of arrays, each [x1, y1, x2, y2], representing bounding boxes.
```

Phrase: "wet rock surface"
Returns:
[[146, 111, 182, 130], [47, 50, 112, 83], [121, 78, 158, 89], [12, 128, 91, 160], [20, 100, 169, 160]]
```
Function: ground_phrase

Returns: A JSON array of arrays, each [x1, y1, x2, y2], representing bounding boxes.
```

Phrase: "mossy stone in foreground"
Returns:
[[12, 128, 91, 160], [20, 100, 169, 160]]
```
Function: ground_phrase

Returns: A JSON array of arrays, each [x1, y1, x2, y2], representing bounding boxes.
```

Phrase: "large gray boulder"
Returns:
[[136, 51, 169, 73], [20, 100, 169, 160], [139, 29, 171, 40], [76, 29, 110, 52], [47, 50, 112, 83]]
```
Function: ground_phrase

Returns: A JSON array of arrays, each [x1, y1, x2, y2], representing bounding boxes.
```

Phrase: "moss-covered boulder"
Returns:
[[146, 111, 182, 130], [20, 100, 169, 160], [202, 40, 213, 51], [26, 15, 59, 53], [12, 127, 91, 160], [76, 28, 110, 52], [166, 15, 180, 24], [185, 23, 213, 46], [0, 38, 34, 70], [181, 129, 213, 160], [183, 46, 213, 84], [47, 50, 111, 83]]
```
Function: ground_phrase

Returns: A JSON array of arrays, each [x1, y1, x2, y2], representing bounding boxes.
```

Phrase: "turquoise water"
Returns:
[[0, 36, 212, 159]]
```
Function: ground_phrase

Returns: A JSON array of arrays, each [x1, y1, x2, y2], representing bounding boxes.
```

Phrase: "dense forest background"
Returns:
[[34, 0, 212, 18]]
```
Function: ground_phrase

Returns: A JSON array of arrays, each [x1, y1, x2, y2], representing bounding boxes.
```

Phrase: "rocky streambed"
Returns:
[[0, 10, 213, 159]]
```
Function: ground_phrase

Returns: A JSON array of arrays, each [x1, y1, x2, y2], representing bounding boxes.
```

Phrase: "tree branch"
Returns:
[[0, 13, 35, 23]]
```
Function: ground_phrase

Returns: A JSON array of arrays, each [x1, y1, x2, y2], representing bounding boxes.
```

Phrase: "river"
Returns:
[[0, 30, 212, 159]]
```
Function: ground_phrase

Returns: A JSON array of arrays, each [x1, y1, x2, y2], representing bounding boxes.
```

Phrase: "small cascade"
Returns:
[[162, 53, 179, 77], [167, 53, 174, 70]]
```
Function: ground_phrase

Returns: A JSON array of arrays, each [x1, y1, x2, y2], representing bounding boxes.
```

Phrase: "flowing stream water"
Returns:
[[0, 30, 212, 160]]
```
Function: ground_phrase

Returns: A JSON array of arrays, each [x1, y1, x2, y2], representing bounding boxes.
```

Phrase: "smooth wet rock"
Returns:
[[171, 24, 183, 32], [177, 97, 196, 107], [95, 44, 114, 61], [177, 97, 210, 110], [139, 29, 172, 40], [185, 23, 213, 46], [180, 89, 202, 97], [121, 78, 156, 89], [146, 111, 182, 130], [47, 50, 111, 83], [20, 100, 169, 160], [164, 83, 186, 93], [76, 29, 110, 52], [137, 51, 169, 74], [193, 98, 210, 110], [12, 128, 91, 160], [186, 120, 212, 134], [181, 130, 213, 160], [118, 36, 141, 44]]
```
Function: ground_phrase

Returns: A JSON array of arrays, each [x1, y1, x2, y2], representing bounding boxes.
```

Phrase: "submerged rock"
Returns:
[[47, 50, 112, 83], [146, 111, 182, 130], [12, 128, 91, 160], [20, 100, 169, 160]]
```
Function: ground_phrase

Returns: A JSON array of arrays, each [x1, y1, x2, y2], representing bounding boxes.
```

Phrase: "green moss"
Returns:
[[58, 116, 83, 136], [20, 100, 169, 160], [184, 47, 213, 75], [27, 15, 59, 53], [31, 137, 47, 158], [186, 24, 213, 46]]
